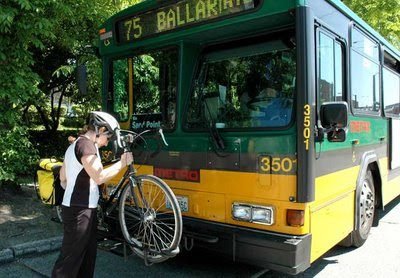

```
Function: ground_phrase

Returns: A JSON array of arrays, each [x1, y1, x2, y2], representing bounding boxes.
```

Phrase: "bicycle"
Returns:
[[97, 128, 183, 265]]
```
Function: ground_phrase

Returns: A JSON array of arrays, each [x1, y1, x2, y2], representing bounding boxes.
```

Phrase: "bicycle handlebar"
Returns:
[[158, 128, 169, 147], [119, 128, 168, 152]]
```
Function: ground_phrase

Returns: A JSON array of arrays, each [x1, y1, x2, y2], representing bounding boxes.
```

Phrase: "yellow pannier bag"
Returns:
[[36, 158, 63, 205]]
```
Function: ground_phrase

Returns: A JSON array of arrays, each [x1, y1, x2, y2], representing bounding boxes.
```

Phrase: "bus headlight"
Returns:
[[252, 207, 273, 224], [232, 204, 251, 221], [232, 203, 274, 225]]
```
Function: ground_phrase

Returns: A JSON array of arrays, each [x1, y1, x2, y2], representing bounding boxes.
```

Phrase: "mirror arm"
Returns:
[[314, 126, 324, 143]]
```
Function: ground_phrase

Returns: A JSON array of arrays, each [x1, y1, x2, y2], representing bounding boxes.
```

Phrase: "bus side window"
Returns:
[[350, 27, 380, 115], [317, 31, 344, 111], [383, 51, 400, 118]]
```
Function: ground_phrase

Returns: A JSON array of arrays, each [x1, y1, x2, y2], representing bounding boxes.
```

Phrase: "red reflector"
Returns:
[[99, 28, 106, 35], [287, 210, 305, 227]]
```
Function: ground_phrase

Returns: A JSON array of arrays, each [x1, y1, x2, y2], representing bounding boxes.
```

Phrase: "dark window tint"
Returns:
[[186, 39, 296, 129]]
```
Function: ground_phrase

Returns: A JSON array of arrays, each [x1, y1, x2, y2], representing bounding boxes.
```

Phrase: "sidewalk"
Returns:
[[0, 184, 63, 264]]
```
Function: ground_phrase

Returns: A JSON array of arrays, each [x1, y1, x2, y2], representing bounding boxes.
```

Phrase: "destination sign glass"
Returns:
[[116, 0, 258, 43]]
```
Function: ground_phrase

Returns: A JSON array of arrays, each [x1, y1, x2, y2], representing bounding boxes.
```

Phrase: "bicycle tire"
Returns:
[[119, 174, 182, 263], [33, 173, 41, 199], [55, 205, 63, 223]]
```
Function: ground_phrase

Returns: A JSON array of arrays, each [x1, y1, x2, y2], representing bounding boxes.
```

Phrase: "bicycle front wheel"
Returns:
[[119, 174, 182, 263]]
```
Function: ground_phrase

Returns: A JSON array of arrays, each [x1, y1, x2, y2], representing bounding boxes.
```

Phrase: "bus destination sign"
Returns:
[[117, 0, 257, 43]]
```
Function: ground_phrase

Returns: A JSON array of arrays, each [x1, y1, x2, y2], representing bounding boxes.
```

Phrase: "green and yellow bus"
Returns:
[[98, 0, 400, 274]]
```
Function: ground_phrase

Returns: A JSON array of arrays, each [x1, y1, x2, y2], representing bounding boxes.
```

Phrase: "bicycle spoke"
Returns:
[[150, 223, 162, 252], [124, 210, 141, 221], [152, 223, 170, 249], [150, 187, 163, 209], [148, 182, 155, 205], [137, 184, 150, 209], [155, 198, 167, 212], [157, 214, 175, 222], [139, 220, 148, 237], [153, 223, 174, 242], [155, 211, 174, 215], [126, 220, 141, 232], [134, 219, 144, 236], [153, 222, 174, 241], [154, 219, 175, 231], [152, 232, 172, 250]]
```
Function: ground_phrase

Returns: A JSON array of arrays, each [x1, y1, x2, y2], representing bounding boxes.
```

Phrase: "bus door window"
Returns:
[[186, 38, 296, 129], [382, 52, 400, 117], [382, 51, 400, 169], [316, 31, 344, 111], [111, 58, 131, 122], [350, 27, 380, 115], [131, 48, 178, 130]]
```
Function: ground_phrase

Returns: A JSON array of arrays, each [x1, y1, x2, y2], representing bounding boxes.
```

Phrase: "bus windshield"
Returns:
[[186, 39, 296, 129]]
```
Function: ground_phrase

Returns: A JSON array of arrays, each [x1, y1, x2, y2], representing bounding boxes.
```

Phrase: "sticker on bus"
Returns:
[[166, 195, 188, 212]]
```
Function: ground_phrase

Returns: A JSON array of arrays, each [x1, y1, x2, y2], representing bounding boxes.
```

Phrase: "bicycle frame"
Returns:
[[101, 164, 135, 217], [97, 129, 182, 264]]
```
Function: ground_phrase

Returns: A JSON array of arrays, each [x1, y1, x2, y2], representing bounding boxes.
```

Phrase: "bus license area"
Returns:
[[166, 195, 189, 212]]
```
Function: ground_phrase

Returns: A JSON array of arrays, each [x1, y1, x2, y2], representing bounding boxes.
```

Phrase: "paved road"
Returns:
[[1, 196, 400, 277]]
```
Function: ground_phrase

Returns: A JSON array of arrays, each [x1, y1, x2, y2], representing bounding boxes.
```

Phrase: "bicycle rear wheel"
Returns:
[[119, 174, 182, 263]]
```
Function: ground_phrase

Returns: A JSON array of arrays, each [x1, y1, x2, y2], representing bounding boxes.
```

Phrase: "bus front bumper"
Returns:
[[182, 217, 311, 275]]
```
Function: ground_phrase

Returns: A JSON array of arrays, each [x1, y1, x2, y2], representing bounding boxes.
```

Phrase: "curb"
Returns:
[[0, 236, 62, 265]]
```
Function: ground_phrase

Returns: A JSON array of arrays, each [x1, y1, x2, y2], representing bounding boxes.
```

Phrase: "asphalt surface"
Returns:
[[1, 186, 400, 277], [0, 241, 266, 277]]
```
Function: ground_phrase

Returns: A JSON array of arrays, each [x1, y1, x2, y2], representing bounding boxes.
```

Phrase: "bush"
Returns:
[[62, 116, 85, 128], [29, 129, 81, 159], [0, 127, 39, 184]]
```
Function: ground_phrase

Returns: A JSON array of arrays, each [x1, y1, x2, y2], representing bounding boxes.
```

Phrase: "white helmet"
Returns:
[[88, 111, 120, 141]]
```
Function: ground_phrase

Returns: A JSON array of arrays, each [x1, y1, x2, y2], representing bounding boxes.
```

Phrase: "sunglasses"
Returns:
[[102, 132, 114, 140]]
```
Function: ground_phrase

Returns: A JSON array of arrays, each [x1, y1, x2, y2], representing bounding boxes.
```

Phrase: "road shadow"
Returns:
[[0, 186, 62, 250], [377, 194, 400, 219]]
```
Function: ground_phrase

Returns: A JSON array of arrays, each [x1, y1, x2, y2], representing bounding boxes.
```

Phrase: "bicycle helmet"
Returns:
[[88, 111, 120, 141]]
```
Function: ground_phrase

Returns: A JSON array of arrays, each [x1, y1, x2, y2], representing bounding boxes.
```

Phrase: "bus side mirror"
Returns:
[[76, 64, 87, 95], [320, 101, 348, 142]]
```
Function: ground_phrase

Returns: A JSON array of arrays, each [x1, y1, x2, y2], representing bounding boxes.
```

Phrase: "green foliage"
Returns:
[[62, 105, 86, 128], [0, 127, 39, 182], [0, 0, 141, 186], [343, 0, 400, 48], [29, 130, 78, 159]]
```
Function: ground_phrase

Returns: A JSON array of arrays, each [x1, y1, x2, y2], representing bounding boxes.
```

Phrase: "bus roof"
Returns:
[[326, 0, 400, 59]]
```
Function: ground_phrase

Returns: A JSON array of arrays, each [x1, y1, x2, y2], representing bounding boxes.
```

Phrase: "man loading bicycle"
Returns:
[[52, 111, 133, 278]]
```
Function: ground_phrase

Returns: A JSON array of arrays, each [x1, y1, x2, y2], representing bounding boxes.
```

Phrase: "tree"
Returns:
[[343, 0, 400, 48], [0, 0, 140, 187]]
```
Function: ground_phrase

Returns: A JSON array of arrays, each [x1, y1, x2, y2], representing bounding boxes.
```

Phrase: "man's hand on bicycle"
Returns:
[[120, 152, 133, 167]]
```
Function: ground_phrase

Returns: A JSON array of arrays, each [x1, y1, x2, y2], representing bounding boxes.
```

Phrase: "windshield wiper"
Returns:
[[196, 64, 226, 151]]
